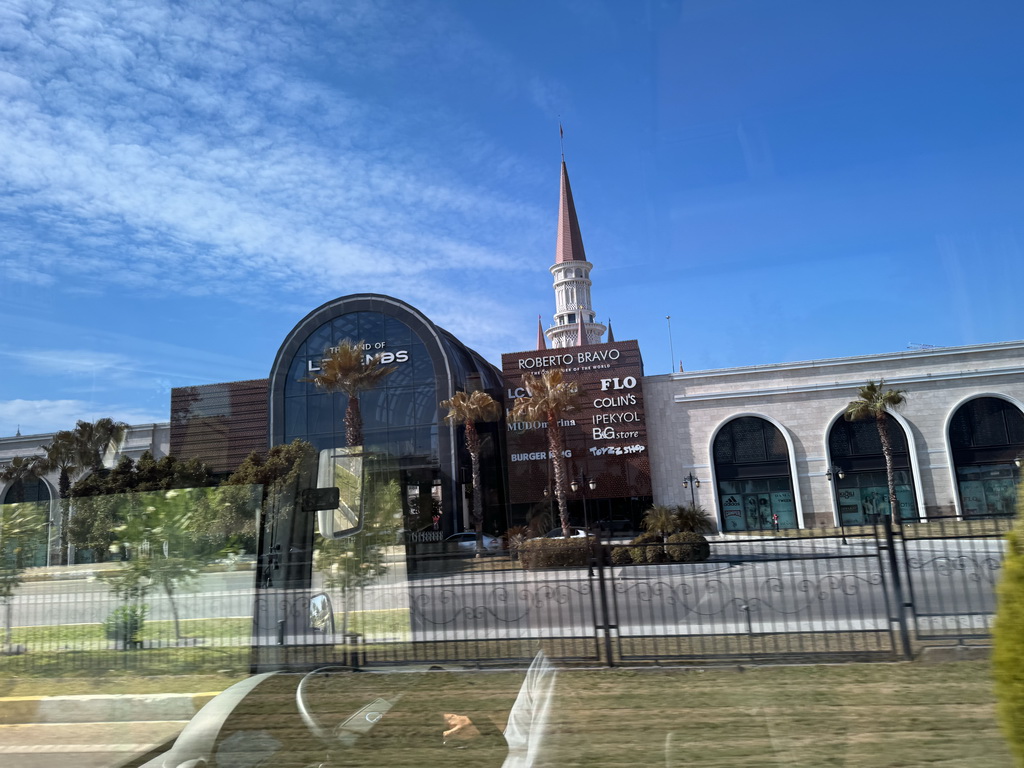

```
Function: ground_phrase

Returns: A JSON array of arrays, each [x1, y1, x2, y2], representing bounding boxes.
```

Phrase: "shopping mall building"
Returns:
[[4, 161, 1024, 561]]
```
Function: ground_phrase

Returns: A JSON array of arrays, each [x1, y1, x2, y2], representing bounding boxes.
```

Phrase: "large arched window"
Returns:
[[714, 416, 796, 531], [948, 396, 1024, 518], [828, 414, 917, 524], [2, 476, 50, 506]]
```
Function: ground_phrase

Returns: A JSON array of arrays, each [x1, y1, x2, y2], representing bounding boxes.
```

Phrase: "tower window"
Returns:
[[567, 313, 576, 324]]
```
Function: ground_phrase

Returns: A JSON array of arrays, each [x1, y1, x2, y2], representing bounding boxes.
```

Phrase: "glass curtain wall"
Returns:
[[714, 416, 797, 531], [948, 396, 1024, 518], [828, 415, 918, 524]]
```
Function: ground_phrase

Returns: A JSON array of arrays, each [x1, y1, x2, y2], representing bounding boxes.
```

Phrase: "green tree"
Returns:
[[301, 340, 396, 448], [442, 390, 501, 555], [845, 381, 908, 525], [0, 502, 47, 646], [72, 418, 129, 472], [70, 454, 217, 562], [994, 497, 1024, 764], [511, 369, 579, 538], [103, 488, 202, 642], [225, 440, 315, 541]]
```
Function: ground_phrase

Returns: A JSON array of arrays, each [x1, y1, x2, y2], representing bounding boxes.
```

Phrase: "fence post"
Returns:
[[593, 535, 615, 667], [882, 516, 914, 660]]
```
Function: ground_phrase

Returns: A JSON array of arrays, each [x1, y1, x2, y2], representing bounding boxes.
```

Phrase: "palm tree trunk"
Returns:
[[465, 420, 484, 555], [876, 413, 901, 525], [547, 415, 570, 537], [345, 395, 363, 448]]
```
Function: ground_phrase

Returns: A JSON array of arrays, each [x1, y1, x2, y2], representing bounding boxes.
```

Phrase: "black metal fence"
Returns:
[[0, 517, 1010, 674]]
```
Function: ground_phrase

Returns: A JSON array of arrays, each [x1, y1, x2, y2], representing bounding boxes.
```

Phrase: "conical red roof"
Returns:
[[555, 161, 587, 264]]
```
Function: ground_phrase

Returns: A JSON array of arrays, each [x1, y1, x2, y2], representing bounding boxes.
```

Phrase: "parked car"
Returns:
[[544, 527, 589, 539], [444, 532, 502, 553]]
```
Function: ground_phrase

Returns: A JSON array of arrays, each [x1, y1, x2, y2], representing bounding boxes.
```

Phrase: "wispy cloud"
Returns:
[[0, 0, 549, 348], [0, 399, 166, 437]]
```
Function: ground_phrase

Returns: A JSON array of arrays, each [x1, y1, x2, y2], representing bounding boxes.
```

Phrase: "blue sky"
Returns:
[[2, 0, 1023, 435]]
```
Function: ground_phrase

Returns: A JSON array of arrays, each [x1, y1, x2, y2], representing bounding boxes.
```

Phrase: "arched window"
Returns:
[[828, 414, 917, 524], [948, 397, 1024, 518], [2, 477, 50, 506], [713, 416, 796, 531]]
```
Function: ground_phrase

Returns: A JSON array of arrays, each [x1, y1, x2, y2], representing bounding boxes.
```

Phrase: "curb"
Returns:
[[0, 692, 221, 725]]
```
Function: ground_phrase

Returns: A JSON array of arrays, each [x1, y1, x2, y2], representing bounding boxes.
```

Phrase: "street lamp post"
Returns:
[[825, 464, 847, 545], [570, 474, 597, 532], [681, 473, 700, 507]]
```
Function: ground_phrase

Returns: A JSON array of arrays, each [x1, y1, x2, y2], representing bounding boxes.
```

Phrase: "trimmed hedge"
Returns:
[[628, 531, 664, 564], [519, 537, 592, 569], [666, 531, 711, 562]]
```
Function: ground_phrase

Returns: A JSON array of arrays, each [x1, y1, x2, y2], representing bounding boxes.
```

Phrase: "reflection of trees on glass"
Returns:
[[315, 465, 402, 636], [0, 501, 47, 647], [301, 339, 396, 448]]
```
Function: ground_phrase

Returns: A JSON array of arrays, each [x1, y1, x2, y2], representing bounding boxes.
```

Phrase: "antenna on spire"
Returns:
[[559, 120, 565, 161]]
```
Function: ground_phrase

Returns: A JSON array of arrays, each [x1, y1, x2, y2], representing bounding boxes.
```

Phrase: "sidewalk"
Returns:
[[0, 691, 220, 725]]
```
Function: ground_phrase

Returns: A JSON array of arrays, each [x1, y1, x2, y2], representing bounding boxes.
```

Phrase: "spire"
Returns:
[[536, 315, 546, 350], [606, 320, 615, 343], [576, 313, 588, 347], [555, 161, 587, 264]]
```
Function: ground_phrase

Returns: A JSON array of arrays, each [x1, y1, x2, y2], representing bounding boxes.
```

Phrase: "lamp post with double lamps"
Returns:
[[570, 474, 597, 533], [681, 473, 700, 507], [825, 464, 848, 545]]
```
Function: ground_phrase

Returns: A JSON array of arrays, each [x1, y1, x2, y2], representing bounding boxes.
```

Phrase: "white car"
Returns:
[[444, 532, 502, 553], [544, 527, 589, 539]]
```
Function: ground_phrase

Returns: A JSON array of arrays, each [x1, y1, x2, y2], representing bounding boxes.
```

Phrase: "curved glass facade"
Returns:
[[714, 416, 796, 531], [269, 294, 506, 543]]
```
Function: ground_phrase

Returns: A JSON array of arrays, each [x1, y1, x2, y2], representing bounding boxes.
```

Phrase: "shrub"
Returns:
[[518, 537, 591, 570], [994, 510, 1024, 763], [666, 531, 711, 562], [674, 504, 714, 533], [628, 531, 665, 564], [641, 505, 676, 537], [104, 604, 147, 649], [505, 526, 530, 560], [611, 546, 632, 565]]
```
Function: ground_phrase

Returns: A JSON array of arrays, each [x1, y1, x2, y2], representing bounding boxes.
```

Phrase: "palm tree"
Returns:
[[301, 340, 396, 448], [0, 501, 47, 645], [0, 455, 47, 504], [845, 380, 907, 525], [442, 390, 501, 554], [72, 418, 129, 472], [40, 431, 80, 565], [642, 505, 677, 541], [510, 369, 579, 538]]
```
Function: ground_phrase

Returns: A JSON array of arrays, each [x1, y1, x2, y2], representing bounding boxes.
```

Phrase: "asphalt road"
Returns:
[[9, 536, 1005, 645]]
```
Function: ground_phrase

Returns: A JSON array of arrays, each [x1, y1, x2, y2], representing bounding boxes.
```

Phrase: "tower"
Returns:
[[544, 161, 606, 348]]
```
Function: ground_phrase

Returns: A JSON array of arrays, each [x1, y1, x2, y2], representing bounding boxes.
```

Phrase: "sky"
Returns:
[[2, 0, 1023, 436]]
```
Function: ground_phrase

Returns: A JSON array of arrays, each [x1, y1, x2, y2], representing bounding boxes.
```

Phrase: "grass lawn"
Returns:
[[0, 659, 1009, 767]]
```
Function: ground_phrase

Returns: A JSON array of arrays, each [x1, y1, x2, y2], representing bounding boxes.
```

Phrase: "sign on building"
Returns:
[[501, 340, 652, 504]]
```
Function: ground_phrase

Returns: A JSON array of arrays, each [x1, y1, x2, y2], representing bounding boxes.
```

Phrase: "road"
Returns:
[[0, 722, 182, 768], [9, 536, 1005, 646]]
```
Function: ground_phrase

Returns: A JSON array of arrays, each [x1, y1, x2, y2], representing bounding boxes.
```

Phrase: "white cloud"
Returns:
[[0, 399, 166, 437], [0, 0, 547, 314]]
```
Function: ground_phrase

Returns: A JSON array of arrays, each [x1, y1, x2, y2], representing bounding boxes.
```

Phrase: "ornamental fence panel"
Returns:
[[0, 518, 1011, 675]]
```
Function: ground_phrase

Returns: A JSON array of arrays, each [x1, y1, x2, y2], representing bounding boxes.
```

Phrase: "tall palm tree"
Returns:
[[301, 340, 396, 448], [0, 455, 47, 504], [73, 418, 129, 472], [845, 380, 907, 525], [40, 430, 80, 565], [510, 369, 579, 538], [442, 390, 501, 554]]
